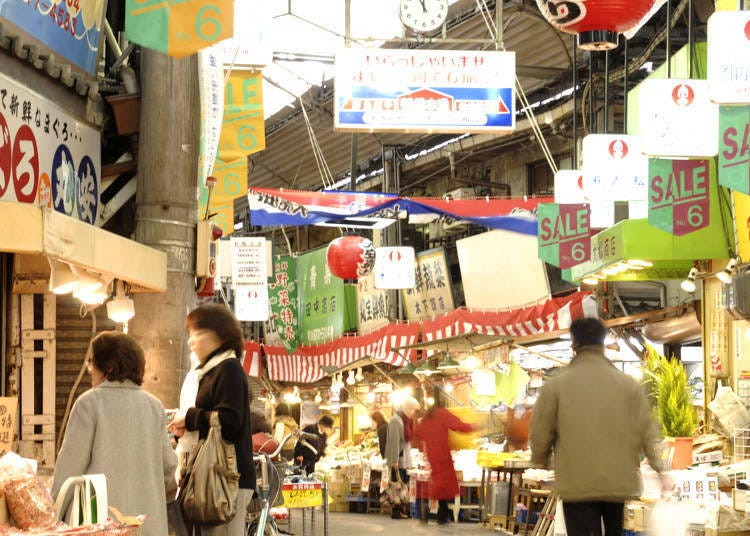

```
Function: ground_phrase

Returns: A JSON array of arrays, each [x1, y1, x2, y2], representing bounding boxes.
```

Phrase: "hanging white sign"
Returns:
[[374, 246, 415, 289], [581, 134, 648, 201], [553, 169, 615, 229], [707, 11, 750, 104], [638, 78, 719, 158], [231, 236, 269, 321]]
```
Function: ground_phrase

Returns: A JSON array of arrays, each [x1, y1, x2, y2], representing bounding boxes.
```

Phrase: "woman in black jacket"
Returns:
[[371, 410, 388, 458], [169, 304, 255, 536]]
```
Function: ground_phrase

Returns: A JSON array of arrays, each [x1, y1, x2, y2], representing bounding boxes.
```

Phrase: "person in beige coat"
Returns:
[[530, 317, 670, 535]]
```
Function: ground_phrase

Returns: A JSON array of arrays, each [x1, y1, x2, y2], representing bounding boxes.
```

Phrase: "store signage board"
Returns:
[[648, 158, 713, 236], [267, 255, 299, 354], [218, 70, 265, 162], [297, 248, 356, 345], [0, 0, 105, 75], [537, 203, 591, 269], [374, 246, 416, 289], [0, 397, 17, 456], [334, 48, 515, 134], [581, 134, 648, 201], [457, 229, 549, 309], [281, 482, 330, 509], [197, 47, 224, 187], [401, 248, 454, 321], [639, 78, 719, 158], [734, 191, 750, 262], [553, 170, 614, 228], [231, 236, 269, 321], [0, 73, 101, 225], [125, 0, 234, 58], [718, 105, 750, 194], [356, 272, 390, 334], [707, 11, 750, 104]]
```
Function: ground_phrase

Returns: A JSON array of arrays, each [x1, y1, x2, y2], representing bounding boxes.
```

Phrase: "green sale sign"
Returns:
[[537, 203, 591, 269], [648, 158, 713, 236], [718, 105, 750, 195]]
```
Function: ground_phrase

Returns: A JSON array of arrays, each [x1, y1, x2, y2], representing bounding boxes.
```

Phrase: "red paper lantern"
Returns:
[[536, 0, 657, 50], [326, 235, 376, 281]]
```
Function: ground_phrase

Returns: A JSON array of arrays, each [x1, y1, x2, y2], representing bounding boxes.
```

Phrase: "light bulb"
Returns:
[[355, 367, 364, 382], [444, 382, 454, 393], [681, 267, 698, 293], [314, 392, 322, 403], [346, 370, 356, 385], [717, 258, 738, 285]]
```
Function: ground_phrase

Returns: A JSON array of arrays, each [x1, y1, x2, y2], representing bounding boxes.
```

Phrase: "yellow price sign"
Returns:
[[281, 483, 331, 509]]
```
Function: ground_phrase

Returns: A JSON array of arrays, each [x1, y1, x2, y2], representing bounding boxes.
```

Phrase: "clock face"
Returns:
[[399, 0, 449, 33]]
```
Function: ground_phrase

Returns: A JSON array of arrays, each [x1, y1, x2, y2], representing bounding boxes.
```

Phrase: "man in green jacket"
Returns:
[[530, 317, 670, 535]]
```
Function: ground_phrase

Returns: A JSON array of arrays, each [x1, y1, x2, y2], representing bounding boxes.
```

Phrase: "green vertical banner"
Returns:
[[268, 255, 299, 354], [718, 105, 750, 194], [649, 158, 714, 236], [537, 203, 591, 269], [125, 0, 234, 57], [298, 248, 356, 345]]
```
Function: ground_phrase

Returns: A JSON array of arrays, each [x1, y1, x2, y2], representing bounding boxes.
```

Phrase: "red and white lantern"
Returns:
[[326, 235, 376, 281], [536, 0, 657, 50]]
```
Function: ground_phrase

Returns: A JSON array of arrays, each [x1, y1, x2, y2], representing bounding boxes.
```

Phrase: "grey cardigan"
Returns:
[[385, 413, 408, 468], [52, 380, 177, 536]]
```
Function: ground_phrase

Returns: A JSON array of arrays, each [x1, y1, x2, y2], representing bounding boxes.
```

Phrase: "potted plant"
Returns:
[[642, 344, 699, 468]]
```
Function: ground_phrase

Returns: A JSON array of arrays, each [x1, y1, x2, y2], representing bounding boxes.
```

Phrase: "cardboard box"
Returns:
[[623, 501, 649, 531], [732, 488, 748, 512], [0, 494, 7, 525], [693, 451, 723, 465]]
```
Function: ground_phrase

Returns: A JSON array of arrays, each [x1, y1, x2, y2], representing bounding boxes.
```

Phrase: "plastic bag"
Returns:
[[4, 476, 56, 530], [649, 499, 688, 536], [553, 498, 567, 536], [0, 452, 36, 491]]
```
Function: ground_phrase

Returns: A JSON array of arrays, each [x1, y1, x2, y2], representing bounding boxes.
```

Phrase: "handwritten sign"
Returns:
[[0, 397, 18, 456], [649, 158, 712, 236], [281, 482, 330, 509]]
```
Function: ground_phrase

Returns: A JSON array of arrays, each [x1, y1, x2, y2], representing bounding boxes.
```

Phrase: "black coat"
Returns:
[[377, 422, 388, 458], [294, 424, 327, 471], [185, 350, 255, 490]]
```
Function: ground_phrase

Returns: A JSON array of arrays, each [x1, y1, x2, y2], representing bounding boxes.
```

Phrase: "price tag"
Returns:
[[380, 468, 389, 493], [362, 462, 371, 488], [281, 482, 329, 509]]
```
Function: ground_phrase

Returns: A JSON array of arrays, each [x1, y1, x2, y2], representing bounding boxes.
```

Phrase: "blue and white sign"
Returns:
[[334, 48, 516, 134], [374, 247, 415, 290], [581, 134, 648, 201], [0, 0, 106, 76], [708, 11, 750, 105], [0, 72, 101, 225]]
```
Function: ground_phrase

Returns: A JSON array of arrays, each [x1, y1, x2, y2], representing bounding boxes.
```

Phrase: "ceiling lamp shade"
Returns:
[[396, 362, 416, 375], [107, 280, 135, 323], [536, 0, 657, 50], [437, 353, 461, 370], [48, 259, 78, 294], [71, 266, 104, 294], [414, 360, 438, 376], [326, 235, 376, 281]]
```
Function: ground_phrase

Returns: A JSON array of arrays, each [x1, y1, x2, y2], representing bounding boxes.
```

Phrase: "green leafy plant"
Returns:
[[642, 344, 698, 438]]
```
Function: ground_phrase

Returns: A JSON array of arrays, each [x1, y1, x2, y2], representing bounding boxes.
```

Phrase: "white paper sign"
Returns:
[[553, 170, 615, 229], [638, 78, 719, 158], [234, 286, 269, 321], [231, 237, 269, 321], [581, 134, 648, 201], [374, 247, 415, 289], [708, 11, 750, 104]]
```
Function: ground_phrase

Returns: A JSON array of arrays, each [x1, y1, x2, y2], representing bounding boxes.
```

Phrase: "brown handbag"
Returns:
[[178, 411, 240, 525]]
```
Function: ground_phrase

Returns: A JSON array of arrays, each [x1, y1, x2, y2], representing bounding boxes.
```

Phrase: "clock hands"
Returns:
[[418, 0, 427, 12]]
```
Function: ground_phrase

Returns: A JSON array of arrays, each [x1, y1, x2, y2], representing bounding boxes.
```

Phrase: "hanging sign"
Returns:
[[581, 134, 648, 201], [0, 397, 17, 456], [374, 247, 416, 289], [0, 0, 105, 75], [125, 0, 234, 57], [638, 78, 719, 158], [298, 248, 356, 345], [537, 203, 591, 269], [198, 158, 246, 235], [553, 169, 615, 229], [334, 48, 515, 134], [0, 73, 101, 225], [356, 273, 390, 334], [268, 255, 299, 354], [218, 0, 273, 68], [197, 45, 224, 186], [218, 70, 265, 162], [648, 158, 713, 235], [718, 105, 750, 194], [707, 11, 750, 104], [401, 248, 454, 321], [231, 237, 268, 321]]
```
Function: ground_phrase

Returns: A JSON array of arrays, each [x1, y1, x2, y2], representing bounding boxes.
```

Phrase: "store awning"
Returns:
[[0, 201, 167, 292], [565, 218, 731, 283]]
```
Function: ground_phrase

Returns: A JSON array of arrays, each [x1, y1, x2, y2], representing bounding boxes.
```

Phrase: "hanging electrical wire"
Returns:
[[299, 95, 335, 190]]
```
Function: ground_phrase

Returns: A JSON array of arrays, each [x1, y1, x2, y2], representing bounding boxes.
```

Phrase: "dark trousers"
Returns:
[[562, 501, 624, 536], [437, 500, 451, 523]]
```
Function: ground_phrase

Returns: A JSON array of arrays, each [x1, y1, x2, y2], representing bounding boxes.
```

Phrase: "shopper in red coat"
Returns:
[[414, 391, 475, 525]]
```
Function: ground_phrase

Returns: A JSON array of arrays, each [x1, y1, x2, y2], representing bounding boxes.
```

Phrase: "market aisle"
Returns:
[[284, 511, 494, 536]]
